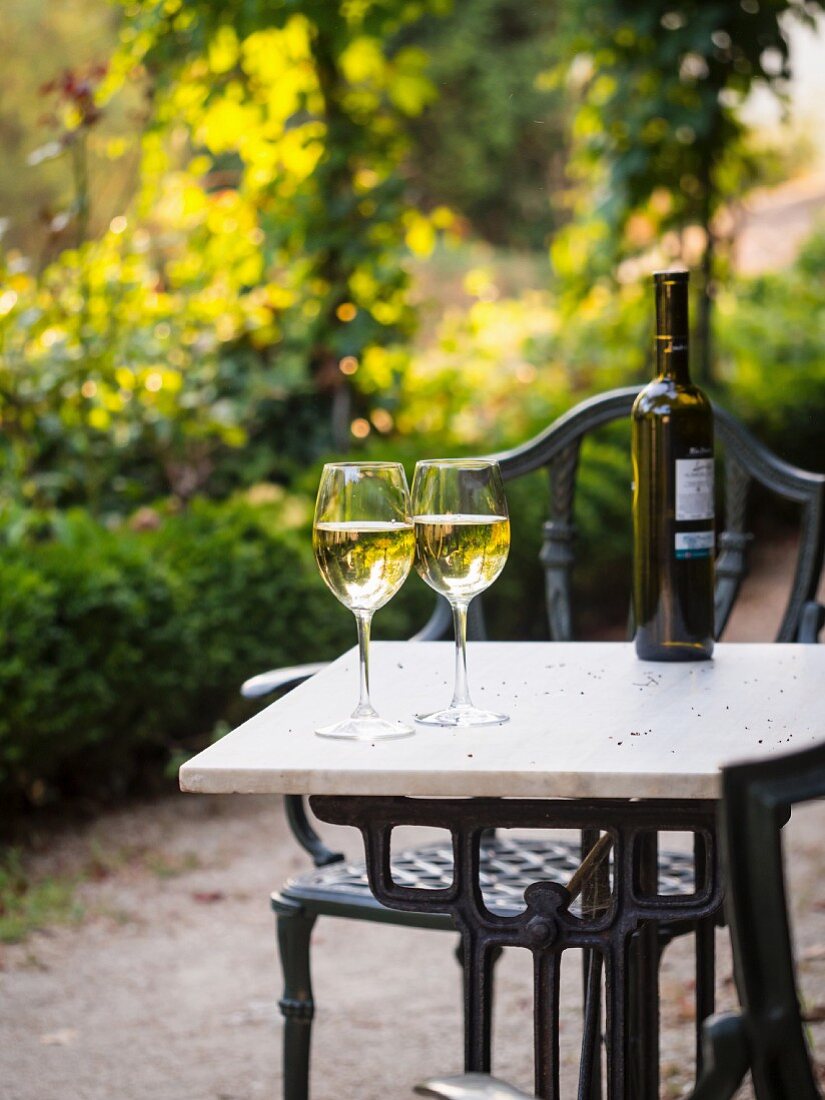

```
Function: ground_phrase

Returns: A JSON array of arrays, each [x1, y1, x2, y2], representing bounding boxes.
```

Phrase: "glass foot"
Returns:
[[315, 716, 415, 741], [414, 705, 509, 728]]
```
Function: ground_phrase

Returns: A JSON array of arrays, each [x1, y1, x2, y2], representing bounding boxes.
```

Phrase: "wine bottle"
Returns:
[[632, 270, 715, 661]]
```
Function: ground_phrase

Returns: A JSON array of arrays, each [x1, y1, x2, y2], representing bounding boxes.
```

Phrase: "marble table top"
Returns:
[[179, 641, 825, 801]]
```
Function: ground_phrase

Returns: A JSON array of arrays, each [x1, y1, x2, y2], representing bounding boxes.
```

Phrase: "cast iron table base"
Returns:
[[311, 795, 723, 1100]]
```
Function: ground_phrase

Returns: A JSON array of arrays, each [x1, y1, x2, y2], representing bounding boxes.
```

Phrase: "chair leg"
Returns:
[[693, 831, 717, 1077], [694, 916, 716, 1075], [274, 898, 318, 1100]]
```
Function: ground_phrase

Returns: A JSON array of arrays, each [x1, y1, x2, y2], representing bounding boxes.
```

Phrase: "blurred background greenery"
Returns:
[[1, 0, 824, 817]]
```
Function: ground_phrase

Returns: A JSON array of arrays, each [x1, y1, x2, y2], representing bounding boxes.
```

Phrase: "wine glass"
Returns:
[[411, 459, 510, 726], [312, 462, 415, 740]]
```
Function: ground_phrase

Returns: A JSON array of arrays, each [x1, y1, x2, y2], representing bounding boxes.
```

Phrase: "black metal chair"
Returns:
[[417, 738, 825, 1100], [243, 386, 825, 1100]]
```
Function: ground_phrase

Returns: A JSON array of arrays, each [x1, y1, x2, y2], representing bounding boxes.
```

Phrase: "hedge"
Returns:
[[0, 497, 429, 813]]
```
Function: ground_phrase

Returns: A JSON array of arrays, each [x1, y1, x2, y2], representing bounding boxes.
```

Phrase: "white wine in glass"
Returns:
[[412, 459, 510, 726], [313, 462, 415, 740]]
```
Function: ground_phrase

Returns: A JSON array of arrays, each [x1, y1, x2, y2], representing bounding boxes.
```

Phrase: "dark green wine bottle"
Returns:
[[632, 271, 714, 661]]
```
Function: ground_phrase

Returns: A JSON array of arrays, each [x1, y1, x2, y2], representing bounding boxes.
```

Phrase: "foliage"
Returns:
[[716, 223, 825, 473], [558, 0, 825, 263], [0, 848, 83, 943], [4, 0, 823, 514], [357, 228, 825, 472], [0, 491, 425, 811], [554, 0, 825, 379], [0, 1, 466, 512], [0, 0, 140, 258], [113, 0, 452, 440], [359, 264, 648, 455], [0, 229, 282, 513], [400, 0, 567, 250], [31, 62, 112, 252]]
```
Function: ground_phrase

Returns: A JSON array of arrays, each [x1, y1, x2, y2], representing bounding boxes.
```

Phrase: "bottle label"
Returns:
[[675, 531, 714, 559], [675, 457, 714, 521]]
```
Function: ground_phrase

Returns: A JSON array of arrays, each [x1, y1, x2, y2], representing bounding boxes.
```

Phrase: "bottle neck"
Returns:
[[654, 273, 690, 384], [655, 336, 691, 384]]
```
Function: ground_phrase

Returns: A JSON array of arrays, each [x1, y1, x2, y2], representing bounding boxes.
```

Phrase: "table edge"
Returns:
[[178, 763, 724, 801]]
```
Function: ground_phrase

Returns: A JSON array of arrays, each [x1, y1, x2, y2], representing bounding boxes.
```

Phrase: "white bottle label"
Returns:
[[675, 458, 714, 521], [675, 531, 714, 560]]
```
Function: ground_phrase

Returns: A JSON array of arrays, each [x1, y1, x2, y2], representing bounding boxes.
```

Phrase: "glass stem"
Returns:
[[450, 599, 473, 709], [352, 609, 378, 719]]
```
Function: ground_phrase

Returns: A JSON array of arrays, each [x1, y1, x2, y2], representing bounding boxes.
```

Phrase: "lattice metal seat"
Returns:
[[277, 834, 697, 920]]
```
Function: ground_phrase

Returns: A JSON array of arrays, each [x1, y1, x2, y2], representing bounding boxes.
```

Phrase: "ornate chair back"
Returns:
[[709, 739, 825, 1100]]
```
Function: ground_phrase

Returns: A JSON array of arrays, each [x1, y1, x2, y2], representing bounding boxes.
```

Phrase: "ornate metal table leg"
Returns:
[[311, 796, 723, 1100], [577, 948, 603, 1100], [534, 951, 561, 1098], [603, 939, 628, 1100], [693, 832, 716, 1077], [579, 827, 606, 1100], [628, 832, 660, 1100], [464, 931, 495, 1073]]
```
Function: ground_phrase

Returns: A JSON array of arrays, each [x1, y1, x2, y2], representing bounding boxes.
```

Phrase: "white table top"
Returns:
[[179, 642, 825, 801]]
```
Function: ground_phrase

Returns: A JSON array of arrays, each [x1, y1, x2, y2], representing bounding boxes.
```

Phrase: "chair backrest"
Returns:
[[716, 740, 825, 1100], [463, 386, 825, 644]]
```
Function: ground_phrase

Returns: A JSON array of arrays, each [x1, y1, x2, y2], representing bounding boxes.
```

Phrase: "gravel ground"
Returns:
[[1, 536, 823, 1100]]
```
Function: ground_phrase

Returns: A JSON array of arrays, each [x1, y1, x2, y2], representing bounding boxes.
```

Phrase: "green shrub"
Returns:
[[0, 493, 435, 813], [0, 522, 183, 806], [716, 225, 825, 474]]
